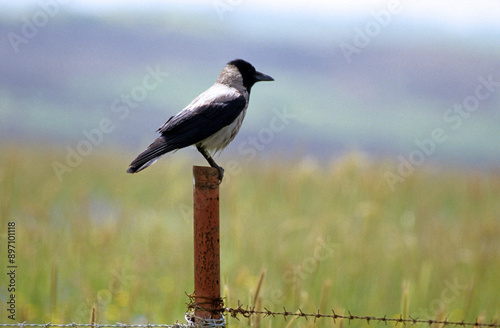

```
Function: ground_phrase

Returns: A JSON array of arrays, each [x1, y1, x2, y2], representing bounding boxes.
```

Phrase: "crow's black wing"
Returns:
[[158, 94, 246, 148]]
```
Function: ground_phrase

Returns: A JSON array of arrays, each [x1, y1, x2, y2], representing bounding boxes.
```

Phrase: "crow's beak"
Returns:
[[254, 71, 274, 82]]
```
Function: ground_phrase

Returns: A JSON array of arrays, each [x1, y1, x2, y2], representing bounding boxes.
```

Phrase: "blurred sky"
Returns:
[[3, 0, 500, 28]]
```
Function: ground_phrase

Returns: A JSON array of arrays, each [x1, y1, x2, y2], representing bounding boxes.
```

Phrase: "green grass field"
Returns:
[[1, 144, 499, 327]]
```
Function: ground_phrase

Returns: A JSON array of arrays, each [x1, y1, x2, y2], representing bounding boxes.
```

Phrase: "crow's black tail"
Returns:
[[126, 136, 175, 173]]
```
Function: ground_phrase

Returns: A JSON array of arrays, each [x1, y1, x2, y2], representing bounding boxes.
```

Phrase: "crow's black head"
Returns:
[[228, 59, 274, 91]]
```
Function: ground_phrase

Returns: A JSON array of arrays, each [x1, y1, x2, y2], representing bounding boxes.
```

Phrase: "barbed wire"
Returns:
[[224, 302, 500, 327], [0, 324, 188, 328], [1, 302, 499, 328]]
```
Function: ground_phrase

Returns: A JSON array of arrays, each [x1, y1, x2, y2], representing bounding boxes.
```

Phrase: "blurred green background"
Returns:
[[1, 1, 500, 327]]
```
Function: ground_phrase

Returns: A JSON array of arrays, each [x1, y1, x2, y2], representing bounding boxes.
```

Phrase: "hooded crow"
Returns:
[[126, 59, 274, 180]]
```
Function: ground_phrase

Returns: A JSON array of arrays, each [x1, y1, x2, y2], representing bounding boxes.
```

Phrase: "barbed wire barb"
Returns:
[[313, 309, 321, 323], [281, 307, 288, 321], [262, 307, 273, 318], [410, 316, 419, 326], [331, 309, 338, 323], [296, 308, 307, 321]]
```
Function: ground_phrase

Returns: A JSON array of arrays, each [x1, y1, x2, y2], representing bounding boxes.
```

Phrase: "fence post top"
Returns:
[[193, 166, 220, 189]]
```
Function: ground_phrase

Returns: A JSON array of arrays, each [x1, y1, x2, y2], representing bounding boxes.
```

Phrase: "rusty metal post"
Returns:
[[193, 166, 221, 321]]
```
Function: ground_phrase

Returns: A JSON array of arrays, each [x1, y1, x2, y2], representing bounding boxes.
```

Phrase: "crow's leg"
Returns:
[[196, 145, 224, 181]]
